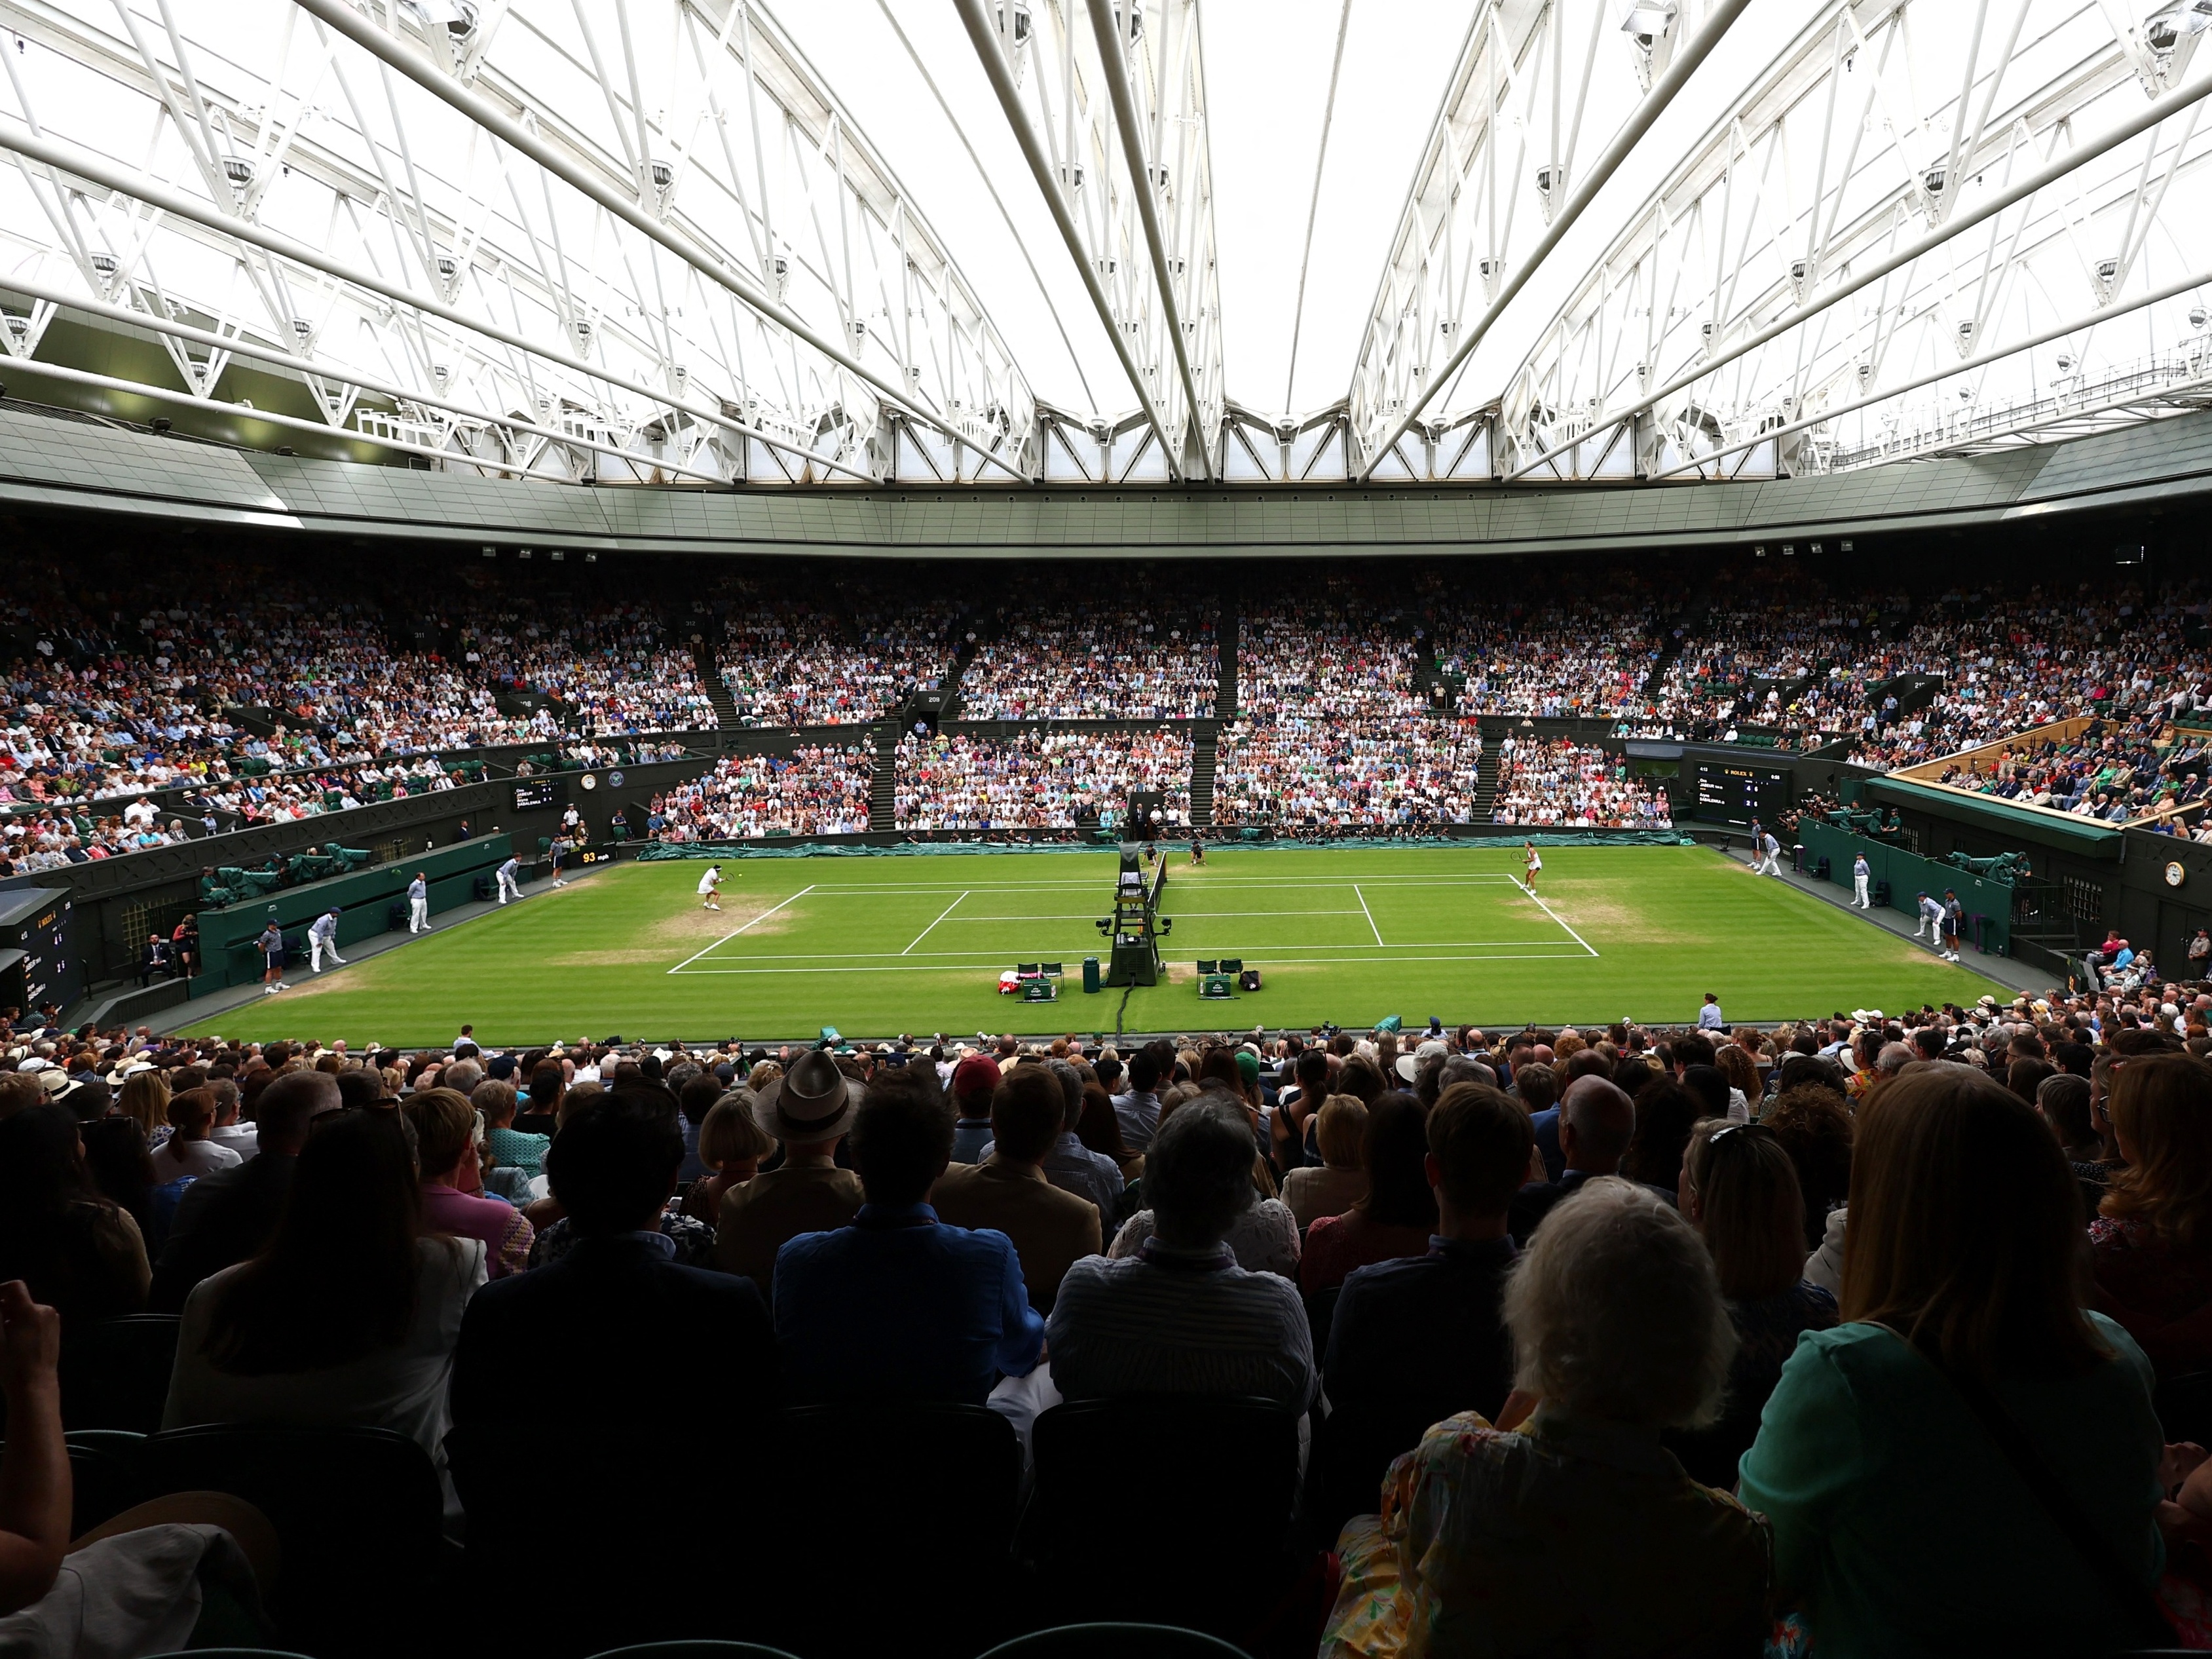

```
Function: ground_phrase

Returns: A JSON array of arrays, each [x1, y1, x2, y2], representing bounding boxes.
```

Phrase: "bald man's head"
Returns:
[[253, 1069, 342, 1156], [1559, 1075, 1635, 1174]]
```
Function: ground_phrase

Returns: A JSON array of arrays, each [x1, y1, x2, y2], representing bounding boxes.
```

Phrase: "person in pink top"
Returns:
[[403, 1088, 533, 1279]]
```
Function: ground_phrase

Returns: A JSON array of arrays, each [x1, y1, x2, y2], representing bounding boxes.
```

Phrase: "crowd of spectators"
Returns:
[[1489, 738, 1675, 828], [459, 603, 715, 736], [1237, 591, 1431, 721], [1932, 715, 2212, 828], [1436, 590, 1660, 719], [893, 729, 1191, 830], [960, 600, 1218, 720], [1211, 717, 1483, 831], [648, 747, 874, 840], [0, 557, 721, 813], [3, 983, 2211, 1651], [1845, 582, 2212, 769], [717, 586, 957, 727]]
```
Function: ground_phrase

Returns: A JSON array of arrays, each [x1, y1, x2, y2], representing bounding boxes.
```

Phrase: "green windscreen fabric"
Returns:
[[1799, 820, 2013, 953]]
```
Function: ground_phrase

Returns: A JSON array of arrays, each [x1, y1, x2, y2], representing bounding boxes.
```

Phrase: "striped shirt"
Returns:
[[1046, 1240, 1315, 1411]]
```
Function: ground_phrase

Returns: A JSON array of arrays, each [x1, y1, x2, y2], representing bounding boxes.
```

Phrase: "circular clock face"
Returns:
[[579, 772, 598, 791], [2168, 860, 2187, 888]]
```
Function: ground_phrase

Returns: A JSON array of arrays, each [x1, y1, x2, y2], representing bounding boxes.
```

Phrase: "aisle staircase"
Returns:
[[692, 638, 741, 735], [868, 722, 899, 832], [1214, 611, 1239, 719], [1471, 723, 1501, 822], [1190, 721, 1218, 829]]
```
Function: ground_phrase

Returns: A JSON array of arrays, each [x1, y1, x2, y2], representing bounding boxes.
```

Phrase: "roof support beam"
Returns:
[[1505, 53, 2212, 483], [1644, 260, 2212, 480], [1087, 0, 1212, 479], [0, 115, 869, 479], [1352, 1, 1752, 481], [288, 0, 998, 470], [0, 269, 857, 484], [952, 0, 1182, 480]]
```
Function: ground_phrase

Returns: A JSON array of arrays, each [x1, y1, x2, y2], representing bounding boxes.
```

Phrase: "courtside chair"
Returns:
[[772, 1402, 1022, 1658], [0, 1430, 147, 1537], [1306, 1392, 1472, 1546], [447, 1417, 753, 1652], [58, 1313, 179, 1434], [139, 1424, 441, 1659], [976, 1625, 1253, 1659], [1025, 1398, 1304, 1635]]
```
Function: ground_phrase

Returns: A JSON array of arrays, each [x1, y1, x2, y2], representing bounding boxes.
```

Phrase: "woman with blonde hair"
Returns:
[[683, 1092, 774, 1222], [1714, 1045, 1761, 1118], [1320, 1178, 1765, 1658], [114, 1070, 172, 1149], [1740, 1062, 2167, 1655], [2090, 1051, 2212, 1377], [1668, 1120, 1838, 1486], [1282, 1096, 1369, 1231]]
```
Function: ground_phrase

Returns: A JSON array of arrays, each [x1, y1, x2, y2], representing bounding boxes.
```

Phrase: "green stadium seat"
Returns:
[[58, 1314, 179, 1434], [1196, 959, 1219, 974], [975, 1627, 1253, 1659]]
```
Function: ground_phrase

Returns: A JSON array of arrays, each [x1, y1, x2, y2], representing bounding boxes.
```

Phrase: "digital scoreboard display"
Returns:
[[513, 778, 568, 812], [1695, 761, 1790, 827]]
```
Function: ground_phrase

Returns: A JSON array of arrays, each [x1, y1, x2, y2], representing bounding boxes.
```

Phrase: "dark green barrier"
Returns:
[[1800, 820, 2012, 954], [195, 835, 513, 992]]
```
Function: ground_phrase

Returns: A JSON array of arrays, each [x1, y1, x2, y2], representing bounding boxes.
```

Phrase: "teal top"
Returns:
[[1737, 1314, 2164, 1658]]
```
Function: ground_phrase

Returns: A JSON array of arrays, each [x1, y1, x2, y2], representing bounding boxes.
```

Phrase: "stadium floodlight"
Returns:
[[2147, 1, 2212, 54], [1621, 1, 1678, 46]]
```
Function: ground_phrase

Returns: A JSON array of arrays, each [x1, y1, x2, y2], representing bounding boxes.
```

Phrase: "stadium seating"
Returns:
[[1026, 1398, 1305, 1635], [138, 1424, 442, 1658]]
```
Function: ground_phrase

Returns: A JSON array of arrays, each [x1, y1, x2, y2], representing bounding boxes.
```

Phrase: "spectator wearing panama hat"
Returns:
[[711, 1050, 864, 1295]]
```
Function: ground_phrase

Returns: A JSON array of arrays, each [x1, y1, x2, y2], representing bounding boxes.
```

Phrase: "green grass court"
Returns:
[[179, 844, 2012, 1046]]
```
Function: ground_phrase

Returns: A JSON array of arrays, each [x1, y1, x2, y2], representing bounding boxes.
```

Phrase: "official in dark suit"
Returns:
[[451, 1092, 776, 1424], [446, 1090, 776, 1650], [149, 1070, 337, 1312]]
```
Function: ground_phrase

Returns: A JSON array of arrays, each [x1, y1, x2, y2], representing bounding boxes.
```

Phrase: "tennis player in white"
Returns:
[[698, 864, 724, 911], [1522, 841, 1542, 892]]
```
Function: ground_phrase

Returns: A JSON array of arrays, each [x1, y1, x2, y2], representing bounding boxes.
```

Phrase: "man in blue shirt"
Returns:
[[1696, 993, 1724, 1031], [1325, 1081, 1528, 1421], [776, 1067, 1042, 1405], [407, 871, 430, 933]]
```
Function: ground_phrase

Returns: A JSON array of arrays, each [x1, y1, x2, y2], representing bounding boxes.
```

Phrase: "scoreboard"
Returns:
[[513, 777, 568, 812], [1695, 761, 1790, 827], [0, 887, 79, 1016]]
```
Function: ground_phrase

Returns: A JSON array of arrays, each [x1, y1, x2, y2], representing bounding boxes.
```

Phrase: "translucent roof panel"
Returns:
[[0, 0, 2206, 487]]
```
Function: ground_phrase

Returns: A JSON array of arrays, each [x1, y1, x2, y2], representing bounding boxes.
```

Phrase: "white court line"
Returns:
[[673, 939, 1590, 966], [1351, 885, 1386, 946], [791, 875, 1528, 893], [665, 884, 817, 974], [902, 891, 969, 955], [675, 950, 1602, 976], [930, 909, 1367, 922], [1512, 877, 1599, 957]]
